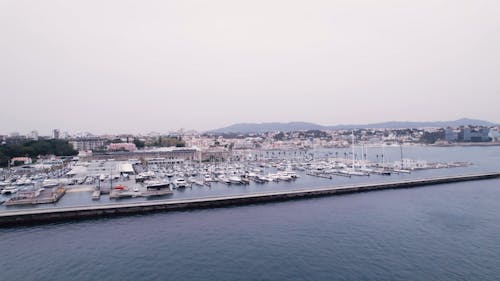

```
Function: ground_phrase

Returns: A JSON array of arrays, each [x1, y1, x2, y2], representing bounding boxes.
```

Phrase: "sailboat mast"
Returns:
[[400, 143, 404, 169], [382, 144, 385, 167], [351, 130, 355, 171]]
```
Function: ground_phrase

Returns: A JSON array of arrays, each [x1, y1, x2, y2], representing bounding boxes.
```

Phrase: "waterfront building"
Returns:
[[69, 137, 106, 151], [108, 143, 137, 151], [489, 127, 500, 142], [85, 147, 199, 162], [251, 148, 308, 161], [233, 139, 257, 149], [145, 157, 185, 166], [10, 157, 32, 165], [470, 128, 491, 142], [444, 128, 458, 142], [201, 148, 231, 162], [458, 127, 472, 142]]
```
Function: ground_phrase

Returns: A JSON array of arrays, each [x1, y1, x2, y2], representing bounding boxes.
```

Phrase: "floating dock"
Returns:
[[0, 172, 499, 226], [4, 187, 66, 206], [306, 173, 333, 179]]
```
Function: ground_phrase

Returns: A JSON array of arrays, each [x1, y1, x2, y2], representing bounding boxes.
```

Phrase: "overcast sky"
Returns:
[[1, 0, 499, 135]]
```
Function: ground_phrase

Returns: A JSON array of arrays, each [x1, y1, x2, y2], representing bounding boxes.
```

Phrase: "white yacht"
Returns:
[[1, 186, 18, 195], [229, 176, 242, 184], [204, 174, 214, 182], [174, 178, 189, 188], [217, 175, 231, 184]]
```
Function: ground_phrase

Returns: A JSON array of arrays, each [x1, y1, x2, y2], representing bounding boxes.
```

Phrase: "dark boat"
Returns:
[[146, 181, 170, 190], [144, 181, 172, 197]]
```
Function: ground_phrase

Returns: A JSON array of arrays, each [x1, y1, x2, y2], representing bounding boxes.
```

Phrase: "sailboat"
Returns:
[[347, 131, 369, 176]]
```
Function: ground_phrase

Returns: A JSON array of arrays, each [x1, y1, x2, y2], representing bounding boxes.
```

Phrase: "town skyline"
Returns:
[[1, 117, 499, 136]]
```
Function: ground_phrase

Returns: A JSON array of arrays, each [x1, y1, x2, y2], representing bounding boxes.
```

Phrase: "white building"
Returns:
[[489, 127, 500, 142], [69, 138, 106, 151]]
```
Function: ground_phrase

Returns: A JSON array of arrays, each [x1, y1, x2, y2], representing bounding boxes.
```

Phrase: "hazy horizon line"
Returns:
[[2, 117, 498, 136]]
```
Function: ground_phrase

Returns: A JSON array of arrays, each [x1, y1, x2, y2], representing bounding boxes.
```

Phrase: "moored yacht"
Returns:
[[174, 178, 189, 188], [1, 186, 18, 195], [144, 180, 172, 197], [229, 176, 242, 184], [145, 180, 170, 190]]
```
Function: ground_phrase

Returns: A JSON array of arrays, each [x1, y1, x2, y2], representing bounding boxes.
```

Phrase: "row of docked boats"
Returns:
[[1, 154, 472, 204], [142, 162, 302, 186], [106, 169, 302, 200], [108, 180, 173, 199], [109, 177, 179, 199]]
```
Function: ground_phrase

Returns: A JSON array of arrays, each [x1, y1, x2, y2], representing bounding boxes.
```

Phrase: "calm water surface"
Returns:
[[1, 146, 499, 280]]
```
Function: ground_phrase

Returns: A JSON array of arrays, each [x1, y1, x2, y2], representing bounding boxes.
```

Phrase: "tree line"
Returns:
[[0, 139, 77, 167]]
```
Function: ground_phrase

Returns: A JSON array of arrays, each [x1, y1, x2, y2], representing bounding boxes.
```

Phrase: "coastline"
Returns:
[[430, 142, 500, 147]]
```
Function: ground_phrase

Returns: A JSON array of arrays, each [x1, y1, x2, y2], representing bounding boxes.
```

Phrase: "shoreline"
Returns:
[[430, 142, 500, 147]]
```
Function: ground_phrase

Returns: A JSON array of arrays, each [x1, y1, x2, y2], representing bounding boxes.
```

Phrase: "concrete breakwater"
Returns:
[[1, 172, 499, 227]]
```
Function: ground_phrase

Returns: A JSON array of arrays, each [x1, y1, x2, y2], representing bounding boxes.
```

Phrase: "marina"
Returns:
[[0, 145, 478, 208], [0, 145, 499, 226], [0, 172, 498, 226]]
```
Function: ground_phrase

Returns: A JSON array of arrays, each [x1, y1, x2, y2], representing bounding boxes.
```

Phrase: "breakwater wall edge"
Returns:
[[1, 172, 499, 227]]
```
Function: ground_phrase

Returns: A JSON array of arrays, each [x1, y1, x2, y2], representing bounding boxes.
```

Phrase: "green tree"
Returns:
[[133, 138, 145, 149], [0, 139, 77, 167]]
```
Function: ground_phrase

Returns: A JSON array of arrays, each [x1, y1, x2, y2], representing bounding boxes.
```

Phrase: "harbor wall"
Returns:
[[1, 172, 499, 226]]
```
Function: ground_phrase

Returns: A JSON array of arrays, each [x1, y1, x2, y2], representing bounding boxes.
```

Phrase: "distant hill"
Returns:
[[210, 118, 498, 133], [329, 118, 498, 130], [211, 122, 327, 134]]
